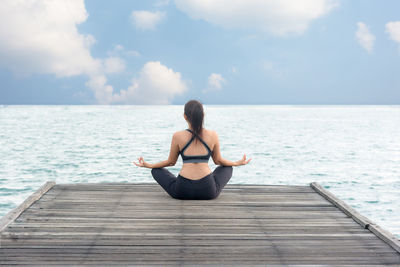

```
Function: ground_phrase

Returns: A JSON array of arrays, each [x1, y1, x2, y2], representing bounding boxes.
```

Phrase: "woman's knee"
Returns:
[[151, 167, 164, 177], [218, 165, 233, 176], [215, 165, 233, 171], [226, 165, 233, 173]]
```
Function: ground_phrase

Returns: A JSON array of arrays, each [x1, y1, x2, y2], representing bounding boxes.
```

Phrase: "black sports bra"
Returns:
[[180, 129, 213, 163]]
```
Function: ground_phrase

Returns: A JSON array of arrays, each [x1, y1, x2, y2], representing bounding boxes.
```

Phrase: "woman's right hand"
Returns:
[[236, 154, 252, 166], [133, 157, 150, 168]]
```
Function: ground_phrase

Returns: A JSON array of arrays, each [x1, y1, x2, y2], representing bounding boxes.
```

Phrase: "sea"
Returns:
[[0, 105, 399, 239]]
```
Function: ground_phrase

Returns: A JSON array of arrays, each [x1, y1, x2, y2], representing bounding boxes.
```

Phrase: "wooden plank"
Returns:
[[368, 223, 400, 254], [7, 221, 361, 227], [16, 212, 350, 220], [0, 181, 56, 233], [27, 205, 339, 211], [0, 246, 396, 254], [53, 182, 311, 188], [6, 217, 363, 224], [0, 243, 393, 250], [4, 227, 370, 235], [0, 252, 398, 259], [9, 232, 383, 239], [310, 182, 371, 228], [53, 183, 316, 193], [0, 238, 389, 246], [0, 259, 398, 265], [41, 194, 318, 199]]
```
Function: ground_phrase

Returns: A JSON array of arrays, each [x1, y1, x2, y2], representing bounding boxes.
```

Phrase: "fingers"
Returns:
[[133, 161, 141, 167], [133, 157, 145, 167], [137, 157, 145, 165], [242, 155, 252, 165]]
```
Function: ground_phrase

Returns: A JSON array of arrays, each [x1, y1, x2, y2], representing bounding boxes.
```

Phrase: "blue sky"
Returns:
[[0, 0, 399, 104]]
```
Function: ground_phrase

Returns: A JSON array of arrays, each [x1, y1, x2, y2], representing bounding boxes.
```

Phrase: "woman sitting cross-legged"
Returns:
[[133, 99, 251, 200]]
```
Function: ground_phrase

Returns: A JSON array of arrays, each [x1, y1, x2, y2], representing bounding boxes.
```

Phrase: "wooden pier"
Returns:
[[0, 181, 399, 265]]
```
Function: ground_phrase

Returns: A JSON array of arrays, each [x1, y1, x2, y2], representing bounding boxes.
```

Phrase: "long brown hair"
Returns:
[[184, 100, 204, 143]]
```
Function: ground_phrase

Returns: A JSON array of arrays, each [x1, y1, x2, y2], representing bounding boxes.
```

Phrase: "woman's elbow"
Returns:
[[213, 158, 221, 165], [168, 160, 176, 166]]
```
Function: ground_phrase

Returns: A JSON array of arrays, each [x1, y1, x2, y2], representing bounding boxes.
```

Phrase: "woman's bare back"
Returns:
[[178, 128, 215, 180]]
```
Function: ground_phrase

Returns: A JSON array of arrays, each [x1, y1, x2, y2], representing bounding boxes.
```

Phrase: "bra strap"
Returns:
[[185, 129, 211, 152]]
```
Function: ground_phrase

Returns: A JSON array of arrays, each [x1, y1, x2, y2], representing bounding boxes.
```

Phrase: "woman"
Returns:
[[133, 100, 251, 200]]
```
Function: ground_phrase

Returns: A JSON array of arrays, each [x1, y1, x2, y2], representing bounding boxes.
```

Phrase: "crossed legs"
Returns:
[[151, 166, 233, 199]]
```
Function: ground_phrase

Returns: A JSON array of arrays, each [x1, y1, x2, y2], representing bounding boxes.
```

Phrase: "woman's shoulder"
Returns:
[[173, 128, 216, 137], [172, 129, 190, 139], [198, 128, 216, 135], [203, 128, 217, 136], [201, 128, 218, 141]]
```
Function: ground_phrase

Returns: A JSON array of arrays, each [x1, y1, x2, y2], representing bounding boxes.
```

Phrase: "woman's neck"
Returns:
[[188, 126, 204, 134]]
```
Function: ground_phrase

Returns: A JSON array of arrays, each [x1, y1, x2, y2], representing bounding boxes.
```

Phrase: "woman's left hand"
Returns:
[[236, 154, 252, 166], [133, 157, 150, 168]]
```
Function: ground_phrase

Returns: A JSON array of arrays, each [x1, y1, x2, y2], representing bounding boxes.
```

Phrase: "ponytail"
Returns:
[[184, 100, 204, 142]]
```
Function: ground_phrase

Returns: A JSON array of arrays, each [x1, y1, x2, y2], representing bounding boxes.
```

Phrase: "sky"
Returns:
[[0, 0, 399, 105]]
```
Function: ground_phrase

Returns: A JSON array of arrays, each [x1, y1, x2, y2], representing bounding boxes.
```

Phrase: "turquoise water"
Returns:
[[0, 105, 399, 239]]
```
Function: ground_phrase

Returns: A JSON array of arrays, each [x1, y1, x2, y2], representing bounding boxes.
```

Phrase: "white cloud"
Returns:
[[0, 0, 116, 103], [0, 0, 122, 104], [126, 50, 141, 57], [103, 57, 125, 74], [131, 10, 166, 30], [174, 0, 338, 36], [208, 73, 226, 89], [85, 75, 115, 104], [0, 0, 120, 104], [114, 44, 124, 51], [0, 0, 101, 77], [386, 21, 400, 46], [0, 1, 182, 104], [202, 73, 226, 93], [110, 61, 187, 104], [108, 44, 141, 58], [355, 22, 375, 53], [85, 61, 187, 104]]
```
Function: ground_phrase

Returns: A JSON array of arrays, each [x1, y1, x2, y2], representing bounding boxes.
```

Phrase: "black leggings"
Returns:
[[151, 166, 233, 200]]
